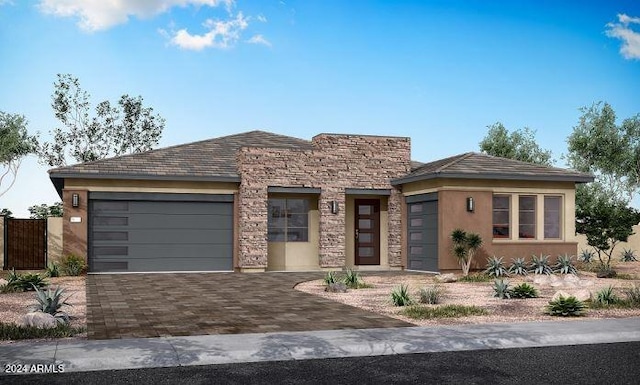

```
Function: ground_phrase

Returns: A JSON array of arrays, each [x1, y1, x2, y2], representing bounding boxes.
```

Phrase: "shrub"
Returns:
[[391, 284, 412, 306], [546, 295, 586, 317], [622, 285, 640, 307], [0, 322, 85, 340], [458, 273, 492, 282], [509, 257, 529, 276], [492, 279, 511, 299], [593, 285, 619, 306], [619, 248, 638, 262], [323, 271, 338, 285], [343, 268, 362, 289], [554, 254, 578, 275], [419, 285, 443, 304], [578, 249, 596, 264], [30, 286, 73, 323], [510, 283, 539, 298], [530, 254, 553, 275], [46, 262, 61, 278], [402, 304, 488, 319], [60, 254, 86, 276], [4, 272, 48, 292], [485, 256, 509, 277], [596, 265, 617, 278]]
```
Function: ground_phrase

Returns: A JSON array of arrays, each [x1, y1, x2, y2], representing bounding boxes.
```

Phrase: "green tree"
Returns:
[[567, 102, 640, 202], [479, 122, 553, 166], [575, 183, 640, 272], [0, 208, 13, 218], [451, 229, 483, 276], [28, 202, 63, 219], [38, 74, 165, 167], [0, 112, 38, 197]]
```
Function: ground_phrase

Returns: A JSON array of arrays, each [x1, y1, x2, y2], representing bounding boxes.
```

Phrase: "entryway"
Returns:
[[354, 199, 380, 265]]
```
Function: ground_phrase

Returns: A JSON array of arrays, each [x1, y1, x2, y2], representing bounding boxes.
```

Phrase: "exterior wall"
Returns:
[[267, 196, 320, 271], [403, 179, 579, 271], [62, 189, 88, 263], [237, 134, 411, 270], [345, 195, 390, 269], [0, 216, 4, 269], [47, 217, 63, 264]]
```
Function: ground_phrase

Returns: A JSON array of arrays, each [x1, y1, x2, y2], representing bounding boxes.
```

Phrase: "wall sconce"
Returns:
[[466, 197, 474, 212], [72, 193, 80, 208], [330, 201, 339, 214]]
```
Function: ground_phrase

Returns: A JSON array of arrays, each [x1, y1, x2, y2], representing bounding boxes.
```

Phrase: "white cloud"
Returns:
[[247, 34, 271, 47], [169, 12, 248, 50], [606, 13, 640, 60], [38, 0, 235, 31], [256, 14, 267, 23]]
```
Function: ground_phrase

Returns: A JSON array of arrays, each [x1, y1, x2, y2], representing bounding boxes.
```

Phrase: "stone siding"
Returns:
[[237, 134, 411, 269]]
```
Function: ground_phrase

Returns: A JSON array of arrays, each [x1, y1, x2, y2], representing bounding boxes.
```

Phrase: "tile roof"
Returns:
[[49, 130, 313, 182], [392, 152, 594, 185]]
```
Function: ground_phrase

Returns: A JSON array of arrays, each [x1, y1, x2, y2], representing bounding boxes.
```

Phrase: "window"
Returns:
[[544, 196, 562, 239], [518, 196, 536, 239], [493, 195, 510, 238], [268, 198, 309, 242]]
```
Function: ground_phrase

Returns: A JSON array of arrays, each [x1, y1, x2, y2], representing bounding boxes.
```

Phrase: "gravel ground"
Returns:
[[296, 262, 640, 326], [0, 276, 86, 343]]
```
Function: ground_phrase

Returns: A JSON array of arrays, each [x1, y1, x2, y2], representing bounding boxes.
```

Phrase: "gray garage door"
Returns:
[[407, 193, 438, 272], [88, 192, 233, 273]]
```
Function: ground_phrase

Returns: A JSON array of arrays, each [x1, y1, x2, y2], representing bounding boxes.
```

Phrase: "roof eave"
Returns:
[[391, 172, 595, 186]]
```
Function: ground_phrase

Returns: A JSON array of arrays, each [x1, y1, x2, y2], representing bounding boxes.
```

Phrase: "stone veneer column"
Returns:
[[237, 184, 269, 269], [387, 189, 404, 267], [318, 189, 346, 268]]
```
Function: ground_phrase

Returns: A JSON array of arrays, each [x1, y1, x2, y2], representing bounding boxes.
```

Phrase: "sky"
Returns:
[[1, 0, 639, 217]]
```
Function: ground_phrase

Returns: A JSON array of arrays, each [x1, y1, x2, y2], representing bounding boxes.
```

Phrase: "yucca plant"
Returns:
[[484, 256, 509, 277], [546, 295, 586, 317], [620, 248, 638, 262], [451, 229, 483, 277], [343, 268, 362, 289], [508, 257, 529, 276], [419, 285, 443, 305], [391, 284, 412, 306], [46, 262, 61, 278], [530, 254, 553, 275], [492, 279, 511, 299], [510, 283, 539, 299], [30, 286, 73, 323], [578, 249, 596, 263], [554, 254, 578, 275], [323, 271, 338, 285], [594, 285, 619, 306]]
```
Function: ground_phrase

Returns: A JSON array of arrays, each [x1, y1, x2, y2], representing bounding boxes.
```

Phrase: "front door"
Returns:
[[355, 199, 380, 265]]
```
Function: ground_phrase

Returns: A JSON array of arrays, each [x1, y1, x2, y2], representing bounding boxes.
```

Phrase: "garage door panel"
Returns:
[[125, 214, 232, 230], [94, 256, 232, 272], [127, 201, 233, 215], [102, 229, 233, 244]]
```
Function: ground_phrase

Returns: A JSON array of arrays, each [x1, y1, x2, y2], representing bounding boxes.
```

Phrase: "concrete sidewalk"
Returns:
[[1, 318, 640, 375]]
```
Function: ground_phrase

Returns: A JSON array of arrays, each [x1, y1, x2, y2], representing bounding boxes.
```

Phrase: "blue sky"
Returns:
[[1, 0, 639, 216]]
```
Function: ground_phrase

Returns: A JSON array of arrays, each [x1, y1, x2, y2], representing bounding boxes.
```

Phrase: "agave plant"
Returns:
[[510, 283, 539, 299], [620, 248, 638, 262], [578, 249, 596, 263], [594, 285, 619, 306], [530, 254, 553, 275], [485, 256, 509, 277], [509, 257, 529, 276], [30, 286, 73, 323], [492, 279, 511, 299], [554, 254, 578, 275], [546, 295, 586, 317]]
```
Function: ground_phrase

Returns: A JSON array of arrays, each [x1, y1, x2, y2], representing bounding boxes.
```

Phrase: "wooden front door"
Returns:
[[355, 199, 380, 265]]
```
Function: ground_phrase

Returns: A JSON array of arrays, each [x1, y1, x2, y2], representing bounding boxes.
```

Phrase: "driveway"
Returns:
[[86, 272, 412, 340]]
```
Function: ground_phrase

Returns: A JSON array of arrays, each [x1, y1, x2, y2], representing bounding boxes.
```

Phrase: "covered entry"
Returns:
[[406, 193, 438, 271], [88, 192, 233, 273]]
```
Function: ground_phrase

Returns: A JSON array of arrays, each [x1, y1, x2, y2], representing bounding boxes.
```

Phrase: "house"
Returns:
[[48, 131, 593, 273]]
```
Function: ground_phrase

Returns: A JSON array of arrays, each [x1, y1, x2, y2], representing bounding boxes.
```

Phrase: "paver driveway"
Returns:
[[86, 272, 413, 340]]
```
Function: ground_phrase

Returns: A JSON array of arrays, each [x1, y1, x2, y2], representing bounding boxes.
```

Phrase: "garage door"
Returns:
[[407, 193, 438, 272], [88, 192, 233, 273]]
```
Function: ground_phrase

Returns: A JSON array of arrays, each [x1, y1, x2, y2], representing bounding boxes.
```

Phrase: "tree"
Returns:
[[479, 122, 553, 166], [567, 102, 640, 203], [28, 202, 63, 219], [575, 183, 640, 274], [451, 229, 483, 276], [38, 74, 165, 167], [0, 208, 13, 218], [0, 112, 38, 197]]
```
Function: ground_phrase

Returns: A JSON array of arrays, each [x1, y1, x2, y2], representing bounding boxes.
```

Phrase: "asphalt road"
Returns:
[[3, 342, 640, 384]]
